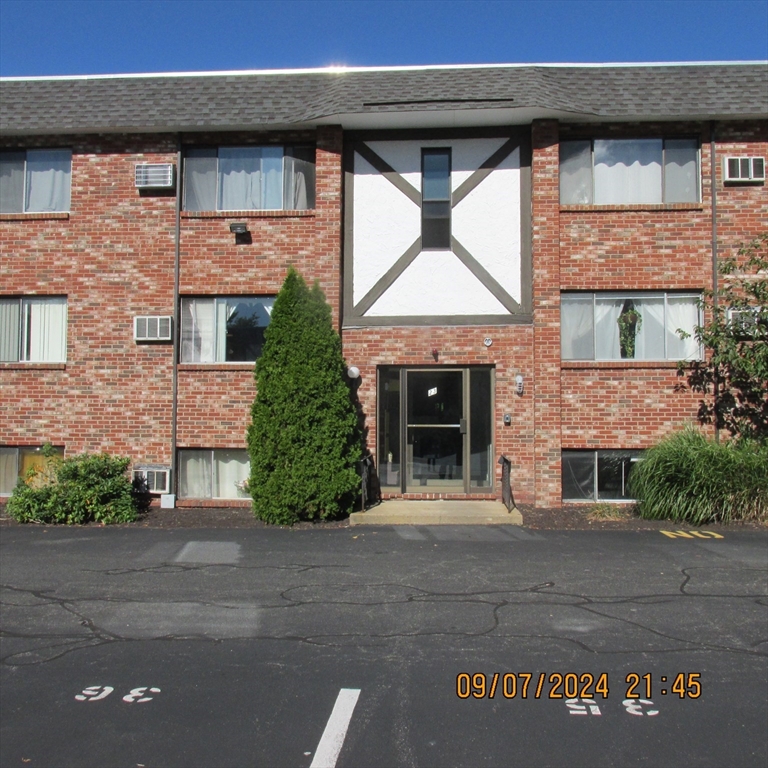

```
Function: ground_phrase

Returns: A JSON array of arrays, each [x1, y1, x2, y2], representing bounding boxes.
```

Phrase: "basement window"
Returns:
[[0, 446, 63, 495], [562, 450, 643, 502], [178, 449, 250, 499]]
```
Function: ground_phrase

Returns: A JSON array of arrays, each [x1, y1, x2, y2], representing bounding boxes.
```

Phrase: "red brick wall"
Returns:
[[1, 134, 178, 465], [2, 119, 764, 509], [531, 120, 563, 507], [341, 324, 536, 504], [1, 128, 344, 497]]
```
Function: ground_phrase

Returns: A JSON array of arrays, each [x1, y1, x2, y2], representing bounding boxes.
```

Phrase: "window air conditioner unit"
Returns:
[[727, 307, 764, 338], [133, 467, 171, 495], [135, 163, 176, 189], [134, 315, 173, 342], [723, 156, 765, 183]]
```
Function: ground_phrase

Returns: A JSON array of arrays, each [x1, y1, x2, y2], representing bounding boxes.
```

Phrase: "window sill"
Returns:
[[0, 212, 70, 221], [0, 362, 67, 370], [181, 209, 315, 219], [561, 360, 688, 369], [177, 363, 255, 371], [560, 203, 703, 213]]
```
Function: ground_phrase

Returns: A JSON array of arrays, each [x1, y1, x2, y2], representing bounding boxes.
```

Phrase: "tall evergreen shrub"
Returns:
[[247, 268, 361, 524]]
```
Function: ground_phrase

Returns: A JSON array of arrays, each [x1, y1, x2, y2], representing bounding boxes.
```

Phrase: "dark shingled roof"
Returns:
[[1, 63, 766, 135]]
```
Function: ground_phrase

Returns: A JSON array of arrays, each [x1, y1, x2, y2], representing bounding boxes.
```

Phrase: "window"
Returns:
[[561, 292, 700, 361], [180, 297, 274, 363], [178, 449, 249, 499], [421, 148, 451, 249], [183, 146, 315, 211], [0, 149, 72, 213], [0, 446, 63, 495], [562, 450, 642, 502], [0, 297, 67, 362], [560, 139, 699, 204]]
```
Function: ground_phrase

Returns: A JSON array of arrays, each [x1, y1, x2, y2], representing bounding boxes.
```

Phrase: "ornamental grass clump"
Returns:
[[7, 449, 141, 525], [628, 428, 768, 525]]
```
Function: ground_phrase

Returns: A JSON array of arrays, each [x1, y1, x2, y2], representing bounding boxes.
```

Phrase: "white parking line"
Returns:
[[309, 688, 361, 768]]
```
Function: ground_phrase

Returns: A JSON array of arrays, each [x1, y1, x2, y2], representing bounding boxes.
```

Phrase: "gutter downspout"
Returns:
[[171, 139, 182, 494], [710, 121, 719, 443]]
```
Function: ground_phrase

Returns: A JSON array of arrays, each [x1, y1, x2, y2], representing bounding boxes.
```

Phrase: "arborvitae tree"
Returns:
[[247, 268, 361, 524]]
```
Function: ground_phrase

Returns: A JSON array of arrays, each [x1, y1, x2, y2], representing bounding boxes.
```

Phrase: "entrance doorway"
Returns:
[[378, 367, 494, 493]]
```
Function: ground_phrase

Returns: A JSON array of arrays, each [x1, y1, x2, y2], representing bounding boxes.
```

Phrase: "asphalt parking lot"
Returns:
[[1, 524, 766, 767]]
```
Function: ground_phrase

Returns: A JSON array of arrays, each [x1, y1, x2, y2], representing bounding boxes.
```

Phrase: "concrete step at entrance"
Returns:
[[349, 500, 523, 526]]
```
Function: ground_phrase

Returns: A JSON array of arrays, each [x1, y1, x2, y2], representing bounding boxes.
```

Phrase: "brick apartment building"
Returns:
[[1, 63, 766, 509]]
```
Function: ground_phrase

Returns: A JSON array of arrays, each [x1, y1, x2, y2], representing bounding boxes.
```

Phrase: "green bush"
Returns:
[[7, 450, 140, 525], [628, 429, 768, 525], [247, 268, 361, 525]]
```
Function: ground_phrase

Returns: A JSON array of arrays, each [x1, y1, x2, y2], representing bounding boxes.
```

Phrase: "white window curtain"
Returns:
[[0, 299, 20, 361], [219, 147, 262, 210], [666, 296, 700, 359], [25, 150, 71, 213], [261, 147, 283, 209], [179, 450, 212, 499], [0, 152, 25, 213], [559, 141, 593, 204], [213, 450, 250, 498], [181, 299, 215, 362], [664, 140, 699, 203], [594, 140, 662, 204], [634, 298, 666, 359], [183, 149, 217, 211], [561, 296, 594, 359], [22, 297, 67, 362], [594, 299, 623, 358], [0, 447, 18, 495]]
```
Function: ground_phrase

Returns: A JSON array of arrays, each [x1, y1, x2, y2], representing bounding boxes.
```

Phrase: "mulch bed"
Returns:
[[1, 502, 763, 532]]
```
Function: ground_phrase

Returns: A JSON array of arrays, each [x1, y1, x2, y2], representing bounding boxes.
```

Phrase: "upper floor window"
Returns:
[[0, 150, 72, 213], [561, 292, 700, 361], [0, 297, 67, 362], [180, 296, 275, 363], [183, 146, 315, 211], [560, 139, 699, 205], [421, 148, 451, 249]]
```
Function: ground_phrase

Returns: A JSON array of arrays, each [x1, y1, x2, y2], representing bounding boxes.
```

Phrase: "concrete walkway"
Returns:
[[349, 499, 523, 526]]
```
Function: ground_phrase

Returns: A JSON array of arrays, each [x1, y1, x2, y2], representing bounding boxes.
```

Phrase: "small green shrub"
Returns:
[[7, 450, 141, 525], [629, 429, 768, 525]]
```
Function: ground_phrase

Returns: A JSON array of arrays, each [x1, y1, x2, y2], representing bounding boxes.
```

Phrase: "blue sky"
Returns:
[[1, 0, 766, 77]]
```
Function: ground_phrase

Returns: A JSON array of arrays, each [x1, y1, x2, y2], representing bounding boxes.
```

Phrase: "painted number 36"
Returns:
[[75, 686, 161, 703]]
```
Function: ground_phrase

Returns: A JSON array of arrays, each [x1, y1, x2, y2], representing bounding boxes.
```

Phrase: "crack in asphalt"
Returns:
[[2, 565, 766, 666]]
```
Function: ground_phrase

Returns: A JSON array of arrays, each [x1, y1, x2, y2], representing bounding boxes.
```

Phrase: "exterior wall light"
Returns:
[[229, 222, 249, 234], [347, 366, 360, 379], [515, 374, 524, 395]]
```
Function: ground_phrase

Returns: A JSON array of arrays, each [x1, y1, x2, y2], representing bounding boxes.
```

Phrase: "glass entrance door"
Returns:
[[405, 370, 464, 491], [378, 367, 494, 494]]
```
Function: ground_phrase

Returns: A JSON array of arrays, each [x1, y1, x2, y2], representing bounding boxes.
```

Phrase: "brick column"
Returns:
[[531, 120, 562, 507], [315, 126, 344, 329]]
